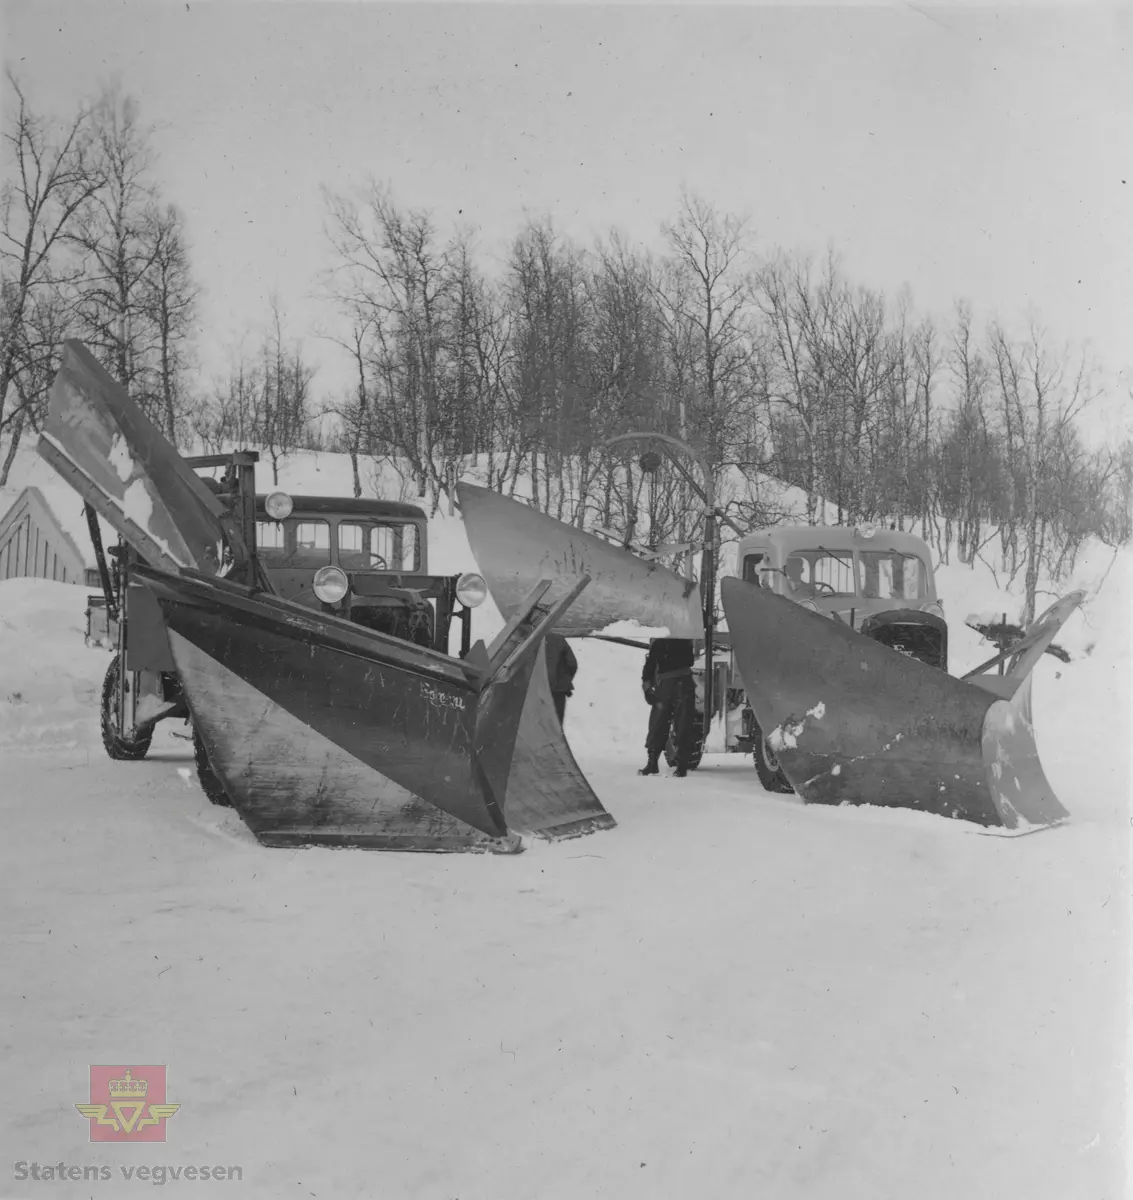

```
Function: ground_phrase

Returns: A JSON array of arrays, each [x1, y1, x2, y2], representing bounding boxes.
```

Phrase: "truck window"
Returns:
[[257, 520, 287, 563], [811, 552, 855, 595], [857, 550, 928, 600], [742, 553, 765, 585], [338, 522, 420, 572], [785, 550, 855, 597], [291, 521, 331, 566]]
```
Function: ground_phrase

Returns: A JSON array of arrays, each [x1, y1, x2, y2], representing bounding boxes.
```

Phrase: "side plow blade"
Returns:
[[456, 481, 703, 637], [470, 574, 617, 840], [506, 647, 617, 839], [37, 340, 231, 573], [721, 577, 1082, 830]]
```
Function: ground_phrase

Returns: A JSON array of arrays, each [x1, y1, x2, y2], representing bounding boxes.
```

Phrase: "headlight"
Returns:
[[855, 522, 877, 539], [313, 565, 349, 605], [455, 571, 487, 608], [265, 491, 293, 520], [798, 599, 819, 613], [923, 601, 944, 618]]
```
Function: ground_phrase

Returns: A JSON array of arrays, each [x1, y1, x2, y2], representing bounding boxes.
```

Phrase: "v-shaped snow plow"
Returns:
[[135, 564, 592, 849], [721, 576, 1082, 830], [37, 340, 615, 850], [456, 481, 703, 637]]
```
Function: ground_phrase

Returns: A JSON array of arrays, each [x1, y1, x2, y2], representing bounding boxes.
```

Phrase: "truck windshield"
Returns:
[[338, 522, 420, 572], [256, 519, 331, 567], [784, 548, 856, 597], [857, 550, 929, 600]]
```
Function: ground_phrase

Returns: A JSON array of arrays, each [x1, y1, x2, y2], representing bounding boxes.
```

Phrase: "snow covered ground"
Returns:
[[1, 447, 1129, 1199]]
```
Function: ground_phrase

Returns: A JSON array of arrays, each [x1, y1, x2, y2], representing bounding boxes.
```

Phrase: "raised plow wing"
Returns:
[[456, 481, 703, 637], [721, 577, 1083, 831], [38, 340, 234, 572]]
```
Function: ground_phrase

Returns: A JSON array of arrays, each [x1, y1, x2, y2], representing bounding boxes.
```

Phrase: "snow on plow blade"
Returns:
[[132, 564, 592, 851], [37, 340, 231, 573], [721, 577, 1082, 830], [456, 481, 703, 637]]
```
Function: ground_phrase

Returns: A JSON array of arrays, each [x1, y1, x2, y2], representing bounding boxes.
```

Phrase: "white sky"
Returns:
[[3, 1, 1131, 432]]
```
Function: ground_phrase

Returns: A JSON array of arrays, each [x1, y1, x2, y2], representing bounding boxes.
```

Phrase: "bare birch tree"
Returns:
[[0, 71, 103, 483]]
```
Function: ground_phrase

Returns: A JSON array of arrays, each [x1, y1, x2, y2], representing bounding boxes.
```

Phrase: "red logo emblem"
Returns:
[[75, 1066, 180, 1142]]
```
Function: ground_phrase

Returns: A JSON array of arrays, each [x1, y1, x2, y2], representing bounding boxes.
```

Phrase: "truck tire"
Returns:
[[193, 728, 232, 807], [664, 712, 705, 771], [100, 654, 153, 761], [752, 718, 793, 794]]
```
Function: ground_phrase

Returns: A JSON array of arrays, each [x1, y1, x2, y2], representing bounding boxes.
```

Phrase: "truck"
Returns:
[[671, 522, 947, 790], [93, 450, 489, 800], [43, 341, 614, 849]]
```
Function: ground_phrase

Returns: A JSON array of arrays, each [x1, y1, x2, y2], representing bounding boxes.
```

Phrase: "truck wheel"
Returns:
[[664, 712, 705, 771], [193, 728, 232, 807], [752, 718, 793, 794], [100, 654, 153, 761]]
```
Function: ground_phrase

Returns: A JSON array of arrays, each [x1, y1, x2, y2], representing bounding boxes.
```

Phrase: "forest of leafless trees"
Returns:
[[3, 76, 1130, 622]]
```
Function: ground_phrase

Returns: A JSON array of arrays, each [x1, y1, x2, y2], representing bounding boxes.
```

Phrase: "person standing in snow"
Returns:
[[638, 637, 696, 777], [544, 632, 578, 725]]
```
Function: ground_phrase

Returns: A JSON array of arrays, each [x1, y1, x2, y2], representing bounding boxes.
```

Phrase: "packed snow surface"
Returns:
[[0, 446, 1129, 1199]]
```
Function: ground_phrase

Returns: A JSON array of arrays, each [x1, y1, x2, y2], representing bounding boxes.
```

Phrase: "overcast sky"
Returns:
[[4, 1, 1130, 432]]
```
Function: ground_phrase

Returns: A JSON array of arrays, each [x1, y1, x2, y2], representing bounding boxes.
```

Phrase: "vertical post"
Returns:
[[460, 605, 472, 659], [232, 451, 260, 587], [85, 503, 118, 621], [701, 469, 716, 744]]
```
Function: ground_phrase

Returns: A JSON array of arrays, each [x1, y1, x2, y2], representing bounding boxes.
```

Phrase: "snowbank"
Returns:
[[1, 443, 1129, 1200], [0, 578, 108, 755]]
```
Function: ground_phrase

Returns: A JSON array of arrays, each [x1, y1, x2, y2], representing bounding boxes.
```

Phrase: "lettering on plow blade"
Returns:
[[420, 683, 466, 711], [721, 576, 1071, 829]]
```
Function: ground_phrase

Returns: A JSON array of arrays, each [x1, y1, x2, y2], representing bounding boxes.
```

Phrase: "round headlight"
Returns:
[[456, 571, 488, 608], [265, 491, 293, 520], [923, 600, 944, 618], [313, 565, 349, 605], [798, 599, 819, 613]]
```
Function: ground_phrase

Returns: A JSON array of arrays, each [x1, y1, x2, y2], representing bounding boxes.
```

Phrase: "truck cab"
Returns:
[[253, 493, 484, 648], [735, 523, 945, 666], [684, 522, 946, 790]]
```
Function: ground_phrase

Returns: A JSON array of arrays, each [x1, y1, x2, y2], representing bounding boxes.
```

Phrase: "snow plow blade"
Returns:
[[37, 340, 232, 573], [456, 481, 703, 637], [467, 575, 616, 839], [507, 646, 617, 839], [133, 565, 599, 850], [721, 577, 1082, 830]]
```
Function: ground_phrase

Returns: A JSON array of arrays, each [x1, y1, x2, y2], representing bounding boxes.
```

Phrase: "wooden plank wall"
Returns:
[[0, 505, 71, 583]]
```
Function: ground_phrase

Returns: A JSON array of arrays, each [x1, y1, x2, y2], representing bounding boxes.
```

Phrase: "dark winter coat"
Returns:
[[545, 633, 578, 697], [641, 638, 695, 701], [641, 639, 697, 768]]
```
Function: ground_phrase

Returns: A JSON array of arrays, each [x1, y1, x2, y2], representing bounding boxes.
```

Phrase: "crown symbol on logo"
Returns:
[[108, 1069, 148, 1100]]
